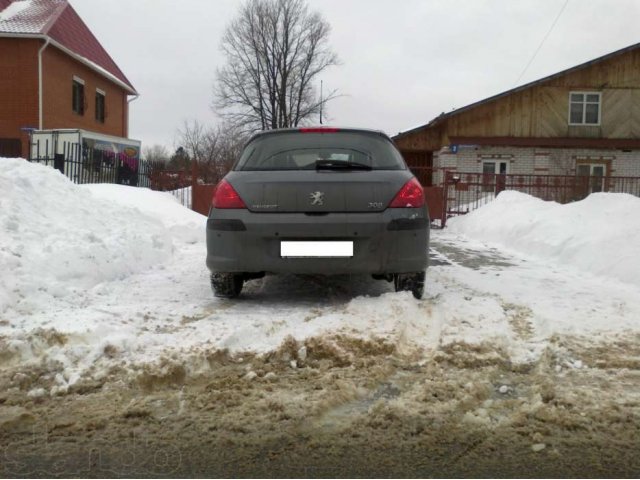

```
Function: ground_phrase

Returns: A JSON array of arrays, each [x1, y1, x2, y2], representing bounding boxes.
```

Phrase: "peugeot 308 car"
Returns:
[[206, 127, 429, 298]]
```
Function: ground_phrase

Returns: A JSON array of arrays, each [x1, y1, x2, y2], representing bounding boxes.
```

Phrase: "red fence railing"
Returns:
[[435, 171, 640, 227]]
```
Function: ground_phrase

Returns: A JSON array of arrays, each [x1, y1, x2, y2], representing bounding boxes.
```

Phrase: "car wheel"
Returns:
[[210, 272, 243, 298], [394, 271, 425, 299]]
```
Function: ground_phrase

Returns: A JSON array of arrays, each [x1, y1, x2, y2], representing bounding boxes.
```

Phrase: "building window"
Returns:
[[95, 90, 106, 123], [569, 92, 601, 125], [576, 160, 610, 194], [481, 160, 509, 193], [72, 78, 85, 115]]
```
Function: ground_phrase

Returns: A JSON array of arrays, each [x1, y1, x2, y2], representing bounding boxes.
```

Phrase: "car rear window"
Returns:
[[235, 131, 406, 171]]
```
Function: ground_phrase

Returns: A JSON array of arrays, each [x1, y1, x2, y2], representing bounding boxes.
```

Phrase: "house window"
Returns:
[[576, 162, 608, 194], [569, 92, 601, 125], [481, 160, 509, 193], [95, 89, 105, 123], [72, 77, 85, 115]]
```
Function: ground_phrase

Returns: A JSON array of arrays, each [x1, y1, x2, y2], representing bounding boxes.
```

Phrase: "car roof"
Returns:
[[245, 127, 391, 146]]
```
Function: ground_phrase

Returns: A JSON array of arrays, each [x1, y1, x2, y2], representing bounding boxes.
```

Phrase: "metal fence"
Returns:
[[147, 162, 230, 213], [29, 140, 162, 188], [168, 186, 193, 209], [149, 168, 192, 191], [148, 169, 194, 208], [410, 166, 461, 187], [439, 170, 640, 226], [28, 142, 640, 223]]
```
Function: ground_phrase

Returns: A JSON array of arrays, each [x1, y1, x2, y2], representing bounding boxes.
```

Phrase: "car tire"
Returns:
[[210, 272, 243, 298], [394, 271, 425, 299]]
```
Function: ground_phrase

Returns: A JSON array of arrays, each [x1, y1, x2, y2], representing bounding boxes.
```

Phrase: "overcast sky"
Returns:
[[70, 0, 640, 150]]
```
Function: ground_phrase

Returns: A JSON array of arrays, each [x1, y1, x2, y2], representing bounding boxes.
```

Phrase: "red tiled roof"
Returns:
[[0, 0, 136, 93], [0, 0, 66, 33], [47, 4, 135, 92]]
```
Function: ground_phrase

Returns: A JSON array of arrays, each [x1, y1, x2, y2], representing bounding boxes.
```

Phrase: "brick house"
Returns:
[[393, 42, 640, 194], [0, 0, 137, 158]]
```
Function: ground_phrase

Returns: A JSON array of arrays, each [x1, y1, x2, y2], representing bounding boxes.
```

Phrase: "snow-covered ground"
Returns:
[[1, 159, 640, 396], [447, 190, 640, 287]]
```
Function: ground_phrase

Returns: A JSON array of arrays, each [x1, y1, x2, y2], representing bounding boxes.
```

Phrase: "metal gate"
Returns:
[[149, 162, 223, 216], [423, 186, 445, 225], [192, 184, 216, 216]]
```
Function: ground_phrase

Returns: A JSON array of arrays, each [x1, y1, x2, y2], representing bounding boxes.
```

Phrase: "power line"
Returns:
[[514, 0, 570, 86]]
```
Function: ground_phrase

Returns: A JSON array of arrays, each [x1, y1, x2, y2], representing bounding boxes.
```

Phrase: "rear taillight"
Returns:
[[211, 179, 246, 209], [389, 178, 425, 208]]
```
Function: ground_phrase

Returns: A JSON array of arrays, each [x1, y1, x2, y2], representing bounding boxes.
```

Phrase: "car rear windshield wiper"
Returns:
[[315, 160, 372, 171]]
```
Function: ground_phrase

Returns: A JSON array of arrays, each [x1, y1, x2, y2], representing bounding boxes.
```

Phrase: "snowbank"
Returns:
[[3, 161, 640, 395], [168, 185, 192, 210], [84, 184, 203, 243], [0, 159, 203, 313], [446, 191, 640, 287]]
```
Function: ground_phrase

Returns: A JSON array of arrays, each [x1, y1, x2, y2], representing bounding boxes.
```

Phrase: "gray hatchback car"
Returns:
[[206, 127, 429, 298]]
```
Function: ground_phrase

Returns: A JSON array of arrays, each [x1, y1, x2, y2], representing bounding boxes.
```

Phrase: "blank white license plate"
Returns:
[[280, 241, 353, 258]]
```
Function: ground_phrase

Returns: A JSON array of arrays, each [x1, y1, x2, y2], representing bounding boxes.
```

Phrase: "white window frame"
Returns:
[[72, 77, 85, 115], [576, 162, 607, 193], [482, 160, 509, 175], [568, 91, 601, 126], [95, 89, 106, 123]]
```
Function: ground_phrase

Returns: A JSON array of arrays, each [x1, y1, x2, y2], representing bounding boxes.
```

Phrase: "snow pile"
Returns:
[[0, 159, 202, 313], [446, 191, 640, 287], [84, 184, 203, 243], [3, 162, 640, 396], [168, 186, 192, 209]]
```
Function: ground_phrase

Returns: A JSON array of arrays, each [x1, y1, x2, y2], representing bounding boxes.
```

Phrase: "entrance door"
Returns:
[[482, 161, 509, 194], [576, 163, 606, 194]]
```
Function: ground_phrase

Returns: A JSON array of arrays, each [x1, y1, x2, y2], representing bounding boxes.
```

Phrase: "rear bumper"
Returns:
[[206, 208, 429, 275]]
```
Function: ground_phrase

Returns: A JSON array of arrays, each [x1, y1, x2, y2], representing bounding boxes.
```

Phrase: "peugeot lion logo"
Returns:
[[309, 191, 324, 206]]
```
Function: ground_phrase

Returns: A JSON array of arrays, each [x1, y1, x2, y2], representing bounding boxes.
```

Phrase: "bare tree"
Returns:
[[214, 0, 339, 132], [176, 119, 207, 164], [211, 123, 246, 174], [176, 120, 247, 182], [143, 144, 171, 164]]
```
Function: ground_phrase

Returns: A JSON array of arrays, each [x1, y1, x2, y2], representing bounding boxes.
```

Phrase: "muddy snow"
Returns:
[[1, 320, 639, 476], [1, 159, 640, 476]]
